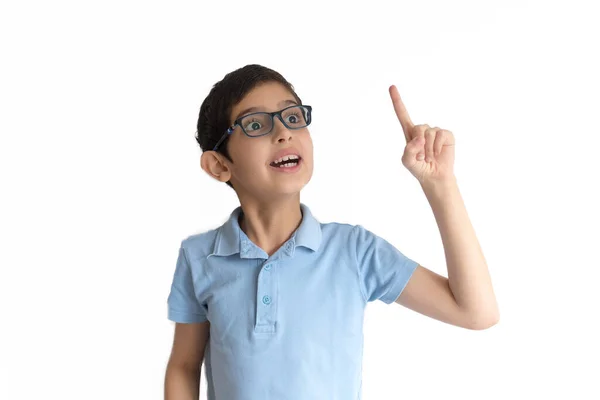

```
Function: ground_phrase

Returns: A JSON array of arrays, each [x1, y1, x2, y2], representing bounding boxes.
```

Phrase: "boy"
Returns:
[[164, 64, 499, 399]]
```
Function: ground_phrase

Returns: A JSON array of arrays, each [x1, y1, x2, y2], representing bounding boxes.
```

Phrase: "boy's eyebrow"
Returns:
[[234, 99, 298, 121]]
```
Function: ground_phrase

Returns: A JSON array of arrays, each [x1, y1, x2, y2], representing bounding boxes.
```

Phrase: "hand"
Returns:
[[389, 85, 456, 185]]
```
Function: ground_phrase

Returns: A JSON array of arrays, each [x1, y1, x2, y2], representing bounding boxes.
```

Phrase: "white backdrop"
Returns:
[[1, 0, 599, 399]]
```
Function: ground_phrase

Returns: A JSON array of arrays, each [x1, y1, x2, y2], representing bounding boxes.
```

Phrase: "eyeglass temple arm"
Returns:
[[212, 126, 236, 151]]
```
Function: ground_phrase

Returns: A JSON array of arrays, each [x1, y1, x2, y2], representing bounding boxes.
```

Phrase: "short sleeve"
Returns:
[[352, 224, 419, 304], [167, 243, 208, 323]]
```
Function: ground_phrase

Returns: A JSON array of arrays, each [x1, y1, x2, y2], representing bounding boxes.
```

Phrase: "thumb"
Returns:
[[405, 136, 424, 160]]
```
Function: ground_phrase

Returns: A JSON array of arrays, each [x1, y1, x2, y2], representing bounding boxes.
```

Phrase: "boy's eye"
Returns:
[[283, 110, 306, 125], [285, 114, 298, 124], [245, 120, 262, 132]]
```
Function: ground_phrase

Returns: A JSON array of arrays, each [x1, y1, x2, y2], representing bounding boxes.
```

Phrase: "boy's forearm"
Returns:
[[165, 363, 201, 400], [421, 176, 499, 327]]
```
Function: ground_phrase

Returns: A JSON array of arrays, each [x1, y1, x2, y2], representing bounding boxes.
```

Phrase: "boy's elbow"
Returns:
[[467, 311, 500, 330]]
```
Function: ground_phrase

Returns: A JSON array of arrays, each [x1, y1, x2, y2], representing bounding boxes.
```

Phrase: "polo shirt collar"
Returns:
[[211, 203, 321, 259]]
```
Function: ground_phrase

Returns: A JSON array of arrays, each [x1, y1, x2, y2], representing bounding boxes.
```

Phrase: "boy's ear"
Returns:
[[200, 151, 232, 183]]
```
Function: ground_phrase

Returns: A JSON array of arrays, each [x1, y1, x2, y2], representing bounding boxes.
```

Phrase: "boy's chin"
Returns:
[[267, 179, 309, 195]]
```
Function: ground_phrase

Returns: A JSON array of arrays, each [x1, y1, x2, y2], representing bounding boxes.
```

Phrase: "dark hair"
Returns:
[[195, 64, 303, 190]]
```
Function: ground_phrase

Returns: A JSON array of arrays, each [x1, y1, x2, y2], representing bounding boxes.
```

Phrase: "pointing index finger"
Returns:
[[389, 85, 414, 142]]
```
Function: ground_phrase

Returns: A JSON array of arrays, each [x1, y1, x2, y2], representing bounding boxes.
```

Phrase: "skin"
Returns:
[[167, 82, 313, 399], [200, 81, 314, 257], [201, 81, 499, 330], [165, 81, 500, 399], [389, 84, 500, 330]]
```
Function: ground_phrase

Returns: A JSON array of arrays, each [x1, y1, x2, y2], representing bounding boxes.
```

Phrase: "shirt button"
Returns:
[[264, 264, 272, 270], [262, 295, 272, 305]]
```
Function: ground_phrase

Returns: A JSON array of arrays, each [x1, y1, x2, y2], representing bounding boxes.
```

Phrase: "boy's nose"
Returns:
[[272, 116, 292, 137]]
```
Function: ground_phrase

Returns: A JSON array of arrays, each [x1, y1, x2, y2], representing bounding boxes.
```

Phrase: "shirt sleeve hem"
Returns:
[[168, 309, 208, 323], [381, 259, 420, 304]]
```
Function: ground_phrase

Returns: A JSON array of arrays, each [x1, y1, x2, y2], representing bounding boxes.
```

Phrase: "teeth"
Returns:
[[272, 154, 299, 164], [279, 161, 298, 168]]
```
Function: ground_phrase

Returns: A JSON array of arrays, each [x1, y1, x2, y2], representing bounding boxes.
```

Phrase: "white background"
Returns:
[[1, 0, 599, 399]]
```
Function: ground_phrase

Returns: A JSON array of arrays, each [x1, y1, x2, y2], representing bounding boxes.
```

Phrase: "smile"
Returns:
[[269, 157, 302, 173]]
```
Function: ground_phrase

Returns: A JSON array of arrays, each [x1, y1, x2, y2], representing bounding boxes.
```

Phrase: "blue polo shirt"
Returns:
[[167, 203, 419, 400]]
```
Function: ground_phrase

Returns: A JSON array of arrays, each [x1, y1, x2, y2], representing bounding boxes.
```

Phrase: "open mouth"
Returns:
[[270, 156, 302, 169]]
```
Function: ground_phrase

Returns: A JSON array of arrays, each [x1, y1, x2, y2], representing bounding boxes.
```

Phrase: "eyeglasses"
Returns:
[[212, 104, 312, 151]]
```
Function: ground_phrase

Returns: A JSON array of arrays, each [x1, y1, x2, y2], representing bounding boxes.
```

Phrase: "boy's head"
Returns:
[[196, 64, 313, 201]]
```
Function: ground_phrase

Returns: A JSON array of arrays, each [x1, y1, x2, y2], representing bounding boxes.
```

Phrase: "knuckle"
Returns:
[[415, 124, 429, 133]]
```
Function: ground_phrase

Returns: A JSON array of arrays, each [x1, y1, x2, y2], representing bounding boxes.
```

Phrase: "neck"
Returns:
[[238, 197, 302, 257]]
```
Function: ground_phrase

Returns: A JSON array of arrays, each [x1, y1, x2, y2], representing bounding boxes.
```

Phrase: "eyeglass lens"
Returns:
[[240, 105, 310, 136]]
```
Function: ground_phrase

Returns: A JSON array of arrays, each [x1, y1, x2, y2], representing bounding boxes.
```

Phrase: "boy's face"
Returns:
[[202, 81, 313, 200]]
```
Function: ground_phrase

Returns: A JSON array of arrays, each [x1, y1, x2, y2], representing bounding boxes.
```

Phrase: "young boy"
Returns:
[[164, 64, 499, 400]]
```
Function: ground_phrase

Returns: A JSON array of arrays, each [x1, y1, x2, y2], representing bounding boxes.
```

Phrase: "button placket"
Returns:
[[255, 260, 276, 332]]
